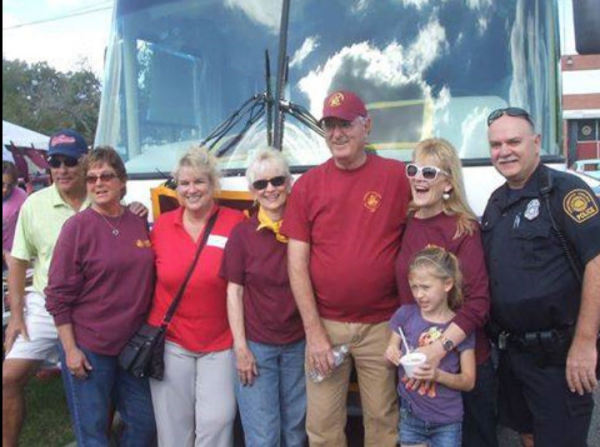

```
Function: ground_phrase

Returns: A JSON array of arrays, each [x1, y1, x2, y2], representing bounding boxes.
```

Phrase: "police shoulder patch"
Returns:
[[562, 189, 599, 223]]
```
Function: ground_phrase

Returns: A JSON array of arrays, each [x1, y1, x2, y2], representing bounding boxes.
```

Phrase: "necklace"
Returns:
[[98, 209, 125, 236]]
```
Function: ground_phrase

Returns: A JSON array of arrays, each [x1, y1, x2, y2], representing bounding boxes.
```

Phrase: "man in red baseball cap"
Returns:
[[282, 90, 411, 446]]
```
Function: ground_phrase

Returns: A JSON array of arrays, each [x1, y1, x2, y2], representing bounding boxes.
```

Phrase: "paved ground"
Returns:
[[344, 387, 600, 446], [64, 386, 599, 446]]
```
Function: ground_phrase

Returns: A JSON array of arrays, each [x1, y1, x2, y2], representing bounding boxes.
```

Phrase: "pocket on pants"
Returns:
[[565, 390, 594, 418]]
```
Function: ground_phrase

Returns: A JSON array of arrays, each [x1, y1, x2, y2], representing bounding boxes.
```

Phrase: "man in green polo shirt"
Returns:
[[2, 129, 91, 447]]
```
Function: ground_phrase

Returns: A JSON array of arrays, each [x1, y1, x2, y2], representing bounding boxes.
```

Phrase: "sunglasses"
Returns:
[[321, 117, 363, 132], [487, 107, 534, 127], [252, 176, 286, 190], [48, 155, 79, 168], [406, 163, 449, 181], [86, 173, 118, 184]]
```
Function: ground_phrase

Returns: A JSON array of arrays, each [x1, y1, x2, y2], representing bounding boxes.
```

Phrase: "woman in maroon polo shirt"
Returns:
[[147, 146, 244, 447], [394, 138, 496, 447], [45, 147, 156, 446], [221, 148, 306, 447]]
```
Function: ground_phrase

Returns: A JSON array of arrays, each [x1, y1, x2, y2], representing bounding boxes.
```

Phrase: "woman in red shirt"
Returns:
[[394, 138, 496, 447], [147, 146, 244, 447], [221, 148, 305, 447]]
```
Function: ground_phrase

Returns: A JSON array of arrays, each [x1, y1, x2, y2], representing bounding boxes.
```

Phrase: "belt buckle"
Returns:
[[498, 332, 508, 350]]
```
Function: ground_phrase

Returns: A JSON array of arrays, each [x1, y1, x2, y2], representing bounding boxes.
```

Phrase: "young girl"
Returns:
[[386, 246, 476, 447]]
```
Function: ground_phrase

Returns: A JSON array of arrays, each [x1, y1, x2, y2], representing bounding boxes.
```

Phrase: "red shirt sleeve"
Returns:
[[220, 220, 246, 285], [45, 217, 84, 326], [281, 176, 311, 242], [451, 226, 491, 335]]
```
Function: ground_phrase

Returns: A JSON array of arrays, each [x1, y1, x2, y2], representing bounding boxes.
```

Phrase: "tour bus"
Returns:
[[94, 0, 600, 219]]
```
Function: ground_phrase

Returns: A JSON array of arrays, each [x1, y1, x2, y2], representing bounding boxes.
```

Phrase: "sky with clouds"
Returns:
[[0, 0, 580, 79]]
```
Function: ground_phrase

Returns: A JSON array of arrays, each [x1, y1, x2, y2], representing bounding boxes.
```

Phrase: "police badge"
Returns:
[[524, 199, 540, 220]]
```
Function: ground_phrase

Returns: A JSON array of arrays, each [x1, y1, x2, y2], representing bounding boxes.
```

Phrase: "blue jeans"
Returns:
[[59, 345, 156, 447], [400, 405, 462, 447], [236, 339, 306, 447]]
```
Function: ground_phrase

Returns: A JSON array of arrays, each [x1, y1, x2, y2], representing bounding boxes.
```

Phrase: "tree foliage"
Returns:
[[2, 58, 101, 145]]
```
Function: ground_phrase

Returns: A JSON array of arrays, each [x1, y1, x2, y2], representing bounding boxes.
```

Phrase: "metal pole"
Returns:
[[273, 0, 290, 150]]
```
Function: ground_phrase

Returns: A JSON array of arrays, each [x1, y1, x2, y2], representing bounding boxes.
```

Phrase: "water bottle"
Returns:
[[308, 344, 350, 383]]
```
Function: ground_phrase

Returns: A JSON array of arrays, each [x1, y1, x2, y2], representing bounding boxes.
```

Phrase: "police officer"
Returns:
[[481, 107, 600, 447]]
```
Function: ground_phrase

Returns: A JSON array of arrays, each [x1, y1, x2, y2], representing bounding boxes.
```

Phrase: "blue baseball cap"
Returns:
[[48, 129, 88, 159]]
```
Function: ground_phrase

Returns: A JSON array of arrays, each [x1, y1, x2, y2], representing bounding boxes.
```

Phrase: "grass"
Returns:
[[20, 371, 74, 447]]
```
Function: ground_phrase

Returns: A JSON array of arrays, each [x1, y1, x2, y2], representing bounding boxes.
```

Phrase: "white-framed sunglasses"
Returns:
[[405, 163, 449, 181]]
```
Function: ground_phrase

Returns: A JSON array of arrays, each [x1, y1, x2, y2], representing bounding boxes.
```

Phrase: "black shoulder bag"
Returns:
[[118, 210, 219, 380], [540, 172, 600, 377]]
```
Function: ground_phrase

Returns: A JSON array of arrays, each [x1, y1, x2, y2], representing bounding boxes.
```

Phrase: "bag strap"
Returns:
[[539, 170, 583, 283], [160, 209, 220, 329]]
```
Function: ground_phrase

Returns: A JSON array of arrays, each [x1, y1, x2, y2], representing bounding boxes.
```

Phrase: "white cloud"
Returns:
[[399, 0, 431, 10], [466, 0, 492, 9], [297, 18, 447, 118], [290, 36, 319, 68], [224, 0, 281, 34], [352, 0, 370, 14]]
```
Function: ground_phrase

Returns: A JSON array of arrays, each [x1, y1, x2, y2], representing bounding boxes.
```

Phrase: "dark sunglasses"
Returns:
[[487, 107, 534, 127], [85, 173, 118, 184], [252, 176, 286, 190], [48, 155, 79, 168], [406, 163, 449, 181]]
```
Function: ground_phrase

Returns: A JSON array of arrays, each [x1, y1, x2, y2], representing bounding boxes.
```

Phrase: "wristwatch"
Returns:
[[440, 336, 455, 352]]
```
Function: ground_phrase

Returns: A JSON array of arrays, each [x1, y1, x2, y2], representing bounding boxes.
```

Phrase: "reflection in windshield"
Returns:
[[95, 0, 560, 176]]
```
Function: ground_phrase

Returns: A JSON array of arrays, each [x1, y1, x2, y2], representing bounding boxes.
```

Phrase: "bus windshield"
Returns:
[[96, 0, 561, 177]]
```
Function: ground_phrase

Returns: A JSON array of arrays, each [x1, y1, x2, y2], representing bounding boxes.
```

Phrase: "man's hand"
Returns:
[[306, 324, 334, 376], [65, 346, 93, 380], [3, 314, 29, 353], [566, 338, 598, 395], [127, 201, 148, 218], [235, 345, 258, 386]]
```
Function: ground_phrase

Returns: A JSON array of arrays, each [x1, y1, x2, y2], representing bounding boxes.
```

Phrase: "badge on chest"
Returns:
[[524, 199, 540, 221]]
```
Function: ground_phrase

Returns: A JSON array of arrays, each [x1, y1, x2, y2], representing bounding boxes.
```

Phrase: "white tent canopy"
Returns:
[[2, 120, 50, 152]]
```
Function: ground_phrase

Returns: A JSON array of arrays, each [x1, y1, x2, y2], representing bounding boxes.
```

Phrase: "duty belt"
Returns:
[[496, 327, 572, 352]]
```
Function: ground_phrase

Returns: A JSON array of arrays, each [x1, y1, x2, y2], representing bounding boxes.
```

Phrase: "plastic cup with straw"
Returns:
[[398, 326, 427, 378]]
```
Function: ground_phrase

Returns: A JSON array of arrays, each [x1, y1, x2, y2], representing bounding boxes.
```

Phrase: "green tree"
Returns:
[[2, 58, 101, 144]]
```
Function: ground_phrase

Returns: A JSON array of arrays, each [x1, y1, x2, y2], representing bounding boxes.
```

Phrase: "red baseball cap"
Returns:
[[321, 90, 367, 123]]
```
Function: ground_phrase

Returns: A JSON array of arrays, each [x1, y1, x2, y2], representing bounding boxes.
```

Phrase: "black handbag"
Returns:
[[118, 211, 219, 380]]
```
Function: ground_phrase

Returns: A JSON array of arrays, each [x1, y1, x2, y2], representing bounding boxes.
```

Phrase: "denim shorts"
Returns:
[[399, 406, 462, 447]]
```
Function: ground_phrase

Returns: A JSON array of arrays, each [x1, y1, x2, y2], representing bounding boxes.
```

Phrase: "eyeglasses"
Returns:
[[321, 117, 363, 132], [252, 176, 286, 190], [406, 163, 449, 181], [487, 107, 534, 127], [86, 173, 118, 184], [48, 155, 79, 168]]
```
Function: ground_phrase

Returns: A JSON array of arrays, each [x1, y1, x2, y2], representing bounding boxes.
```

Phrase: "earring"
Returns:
[[442, 191, 450, 201]]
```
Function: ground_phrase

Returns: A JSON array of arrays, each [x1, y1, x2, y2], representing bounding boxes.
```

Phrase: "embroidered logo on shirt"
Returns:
[[328, 92, 345, 107], [363, 191, 382, 212], [563, 189, 599, 223], [207, 234, 227, 249], [135, 239, 152, 248]]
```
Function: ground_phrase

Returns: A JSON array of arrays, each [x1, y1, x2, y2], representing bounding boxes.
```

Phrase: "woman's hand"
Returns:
[[235, 345, 258, 386], [384, 343, 402, 366], [65, 346, 92, 380]]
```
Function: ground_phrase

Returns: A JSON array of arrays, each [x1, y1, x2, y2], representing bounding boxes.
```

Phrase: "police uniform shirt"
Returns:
[[481, 163, 600, 334]]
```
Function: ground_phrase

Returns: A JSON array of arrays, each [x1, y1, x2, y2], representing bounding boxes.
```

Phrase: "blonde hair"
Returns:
[[246, 147, 291, 189], [173, 145, 220, 194], [411, 138, 477, 238], [409, 245, 463, 311]]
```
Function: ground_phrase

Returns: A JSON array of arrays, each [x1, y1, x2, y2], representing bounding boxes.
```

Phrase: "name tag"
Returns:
[[207, 234, 227, 249]]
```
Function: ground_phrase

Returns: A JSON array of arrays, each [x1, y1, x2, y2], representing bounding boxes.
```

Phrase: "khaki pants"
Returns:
[[306, 319, 398, 447]]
